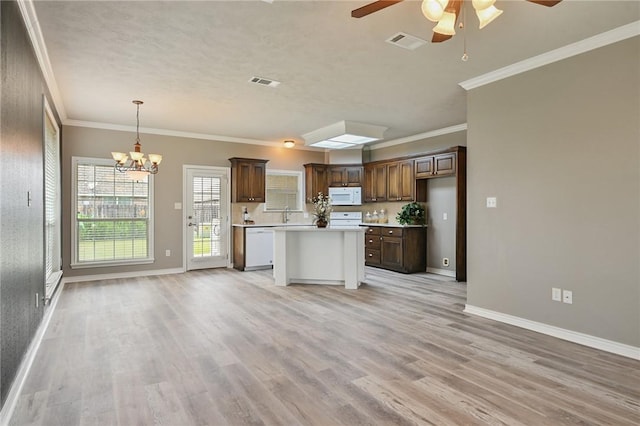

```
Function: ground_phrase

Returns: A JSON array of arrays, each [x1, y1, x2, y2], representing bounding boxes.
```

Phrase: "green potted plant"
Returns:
[[396, 202, 426, 225]]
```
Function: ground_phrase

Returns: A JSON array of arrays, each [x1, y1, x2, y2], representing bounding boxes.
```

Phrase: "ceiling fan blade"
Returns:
[[432, 33, 453, 43], [526, 0, 563, 6], [351, 0, 403, 18]]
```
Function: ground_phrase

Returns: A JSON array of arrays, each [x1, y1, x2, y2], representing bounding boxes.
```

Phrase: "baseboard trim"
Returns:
[[0, 281, 65, 426], [464, 305, 640, 360], [426, 267, 456, 278], [62, 267, 184, 284]]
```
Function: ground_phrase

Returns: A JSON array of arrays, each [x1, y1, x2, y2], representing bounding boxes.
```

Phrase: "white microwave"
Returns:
[[328, 187, 362, 206]]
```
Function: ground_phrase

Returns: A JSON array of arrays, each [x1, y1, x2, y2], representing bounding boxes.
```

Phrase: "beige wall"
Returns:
[[367, 131, 466, 162], [61, 126, 324, 277], [466, 38, 640, 346]]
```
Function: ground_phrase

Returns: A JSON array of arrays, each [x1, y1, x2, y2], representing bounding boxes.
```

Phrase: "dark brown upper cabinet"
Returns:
[[415, 153, 456, 179], [304, 163, 329, 202], [363, 162, 388, 202], [328, 165, 363, 187], [229, 158, 268, 202]]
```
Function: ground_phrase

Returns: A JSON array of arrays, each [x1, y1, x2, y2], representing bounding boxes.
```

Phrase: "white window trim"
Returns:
[[70, 156, 155, 269], [264, 169, 304, 212], [44, 97, 62, 297]]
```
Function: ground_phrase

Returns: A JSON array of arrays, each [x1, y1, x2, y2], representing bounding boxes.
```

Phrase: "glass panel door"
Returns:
[[185, 167, 228, 270]]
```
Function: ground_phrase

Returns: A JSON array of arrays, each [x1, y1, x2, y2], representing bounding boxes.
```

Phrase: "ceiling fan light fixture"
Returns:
[[471, 0, 496, 11], [476, 5, 503, 29], [421, 0, 449, 22], [433, 11, 457, 36]]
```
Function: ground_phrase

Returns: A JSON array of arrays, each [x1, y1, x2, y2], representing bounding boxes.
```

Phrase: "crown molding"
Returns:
[[17, 0, 67, 120], [460, 20, 640, 91], [63, 119, 322, 151], [369, 124, 467, 150]]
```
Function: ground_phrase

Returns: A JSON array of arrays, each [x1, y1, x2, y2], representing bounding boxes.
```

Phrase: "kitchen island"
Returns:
[[273, 226, 366, 290]]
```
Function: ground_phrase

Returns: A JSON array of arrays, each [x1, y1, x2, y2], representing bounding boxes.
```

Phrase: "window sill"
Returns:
[[70, 258, 155, 269]]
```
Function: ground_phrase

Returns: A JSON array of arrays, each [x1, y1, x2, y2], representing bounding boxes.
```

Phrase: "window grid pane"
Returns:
[[75, 161, 151, 263], [265, 173, 301, 210], [192, 176, 221, 257]]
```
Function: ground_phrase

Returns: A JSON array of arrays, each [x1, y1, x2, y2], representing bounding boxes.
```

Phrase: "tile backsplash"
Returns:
[[232, 201, 418, 226]]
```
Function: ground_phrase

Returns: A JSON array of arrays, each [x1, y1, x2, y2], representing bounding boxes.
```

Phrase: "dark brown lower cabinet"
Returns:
[[364, 226, 426, 273]]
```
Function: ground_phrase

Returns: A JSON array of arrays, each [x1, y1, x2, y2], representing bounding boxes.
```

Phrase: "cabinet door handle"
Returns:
[[368, 253, 373, 257], [388, 230, 394, 234]]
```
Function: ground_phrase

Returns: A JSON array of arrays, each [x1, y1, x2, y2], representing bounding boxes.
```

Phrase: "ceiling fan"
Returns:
[[351, 0, 563, 43]]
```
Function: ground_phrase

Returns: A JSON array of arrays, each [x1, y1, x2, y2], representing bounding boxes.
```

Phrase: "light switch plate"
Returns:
[[174, 202, 182, 210], [486, 197, 497, 208], [552, 288, 562, 302], [443, 213, 448, 220]]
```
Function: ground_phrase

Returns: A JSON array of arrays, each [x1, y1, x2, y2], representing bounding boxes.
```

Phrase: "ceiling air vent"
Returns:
[[248, 76, 280, 88], [385, 32, 427, 51]]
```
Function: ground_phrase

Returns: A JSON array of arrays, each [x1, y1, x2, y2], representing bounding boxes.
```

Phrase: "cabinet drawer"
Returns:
[[365, 226, 381, 236], [365, 235, 381, 249], [365, 248, 381, 264], [382, 227, 404, 237]]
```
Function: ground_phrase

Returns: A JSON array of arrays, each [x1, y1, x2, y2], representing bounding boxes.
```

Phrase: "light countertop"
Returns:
[[233, 223, 312, 228], [272, 226, 365, 232], [360, 223, 427, 228]]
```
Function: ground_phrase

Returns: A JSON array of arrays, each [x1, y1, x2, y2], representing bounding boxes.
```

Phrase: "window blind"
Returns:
[[73, 159, 152, 265]]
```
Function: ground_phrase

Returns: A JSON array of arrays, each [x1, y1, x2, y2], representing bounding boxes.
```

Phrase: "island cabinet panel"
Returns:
[[363, 226, 426, 273], [328, 165, 363, 187], [229, 158, 268, 202], [363, 162, 387, 202], [415, 153, 456, 179], [304, 163, 329, 202], [387, 159, 415, 201]]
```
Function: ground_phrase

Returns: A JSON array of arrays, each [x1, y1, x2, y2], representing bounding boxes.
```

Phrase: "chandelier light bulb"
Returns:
[[148, 154, 163, 164]]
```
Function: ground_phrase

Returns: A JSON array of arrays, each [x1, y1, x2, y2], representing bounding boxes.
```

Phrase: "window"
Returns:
[[44, 100, 62, 297], [71, 157, 154, 268], [265, 170, 303, 211]]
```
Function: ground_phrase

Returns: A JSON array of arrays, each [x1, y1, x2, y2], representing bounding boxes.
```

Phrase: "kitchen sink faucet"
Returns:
[[282, 206, 291, 223]]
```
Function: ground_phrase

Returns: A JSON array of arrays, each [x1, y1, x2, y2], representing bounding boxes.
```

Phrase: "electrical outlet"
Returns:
[[486, 197, 497, 208], [552, 288, 562, 302], [165, 250, 171, 257], [562, 290, 573, 304], [442, 258, 450, 267]]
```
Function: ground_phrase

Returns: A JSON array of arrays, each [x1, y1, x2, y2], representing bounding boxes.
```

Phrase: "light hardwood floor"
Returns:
[[10, 267, 640, 425]]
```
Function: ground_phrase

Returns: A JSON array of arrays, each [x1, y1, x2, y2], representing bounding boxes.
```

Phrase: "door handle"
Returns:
[[188, 222, 198, 227]]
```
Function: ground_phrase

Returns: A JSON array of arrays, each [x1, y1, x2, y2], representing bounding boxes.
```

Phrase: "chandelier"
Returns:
[[111, 100, 162, 181], [422, 0, 502, 36]]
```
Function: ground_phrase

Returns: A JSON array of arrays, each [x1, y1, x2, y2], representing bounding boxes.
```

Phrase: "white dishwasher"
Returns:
[[245, 227, 274, 270]]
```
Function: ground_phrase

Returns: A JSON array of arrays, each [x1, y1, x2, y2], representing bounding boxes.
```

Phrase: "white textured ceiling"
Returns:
[[33, 0, 639, 147]]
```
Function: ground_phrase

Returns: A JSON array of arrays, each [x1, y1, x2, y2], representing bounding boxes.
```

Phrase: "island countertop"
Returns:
[[360, 223, 427, 228], [272, 226, 365, 232], [232, 223, 311, 228]]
